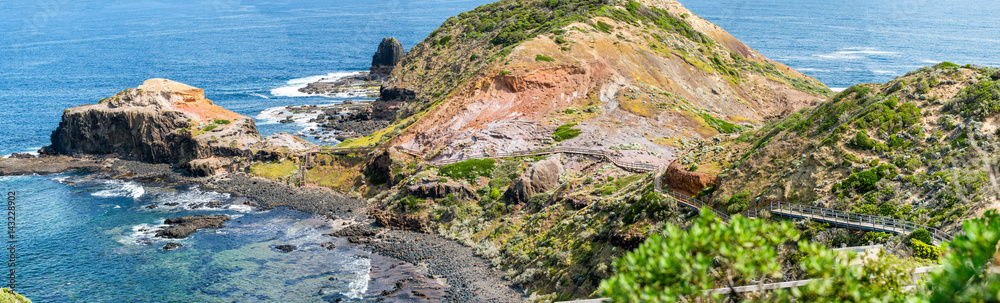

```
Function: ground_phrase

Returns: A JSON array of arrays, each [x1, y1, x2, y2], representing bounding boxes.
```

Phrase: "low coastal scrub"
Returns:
[[0, 288, 30, 303], [535, 54, 555, 62], [552, 123, 581, 142], [708, 64, 998, 233], [372, 152, 677, 299], [699, 113, 742, 134], [249, 160, 297, 179], [601, 209, 1000, 302], [439, 158, 496, 181]]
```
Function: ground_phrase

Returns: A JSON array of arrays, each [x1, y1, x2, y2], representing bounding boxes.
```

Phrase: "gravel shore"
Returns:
[[0, 155, 525, 302]]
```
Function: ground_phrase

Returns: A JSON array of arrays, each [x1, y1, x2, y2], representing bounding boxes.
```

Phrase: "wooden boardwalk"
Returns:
[[760, 201, 952, 245]]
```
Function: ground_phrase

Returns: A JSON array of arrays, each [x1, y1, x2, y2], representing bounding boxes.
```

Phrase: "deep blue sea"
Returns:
[[0, 0, 997, 301]]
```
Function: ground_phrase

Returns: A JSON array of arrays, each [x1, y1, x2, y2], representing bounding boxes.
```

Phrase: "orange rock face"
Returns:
[[138, 78, 245, 123], [664, 162, 717, 196]]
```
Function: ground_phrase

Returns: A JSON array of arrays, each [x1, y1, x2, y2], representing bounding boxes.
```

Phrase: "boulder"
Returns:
[[504, 155, 563, 204], [46, 79, 262, 165], [663, 162, 718, 196], [370, 37, 405, 78], [155, 214, 231, 239], [406, 179, 479, 200]]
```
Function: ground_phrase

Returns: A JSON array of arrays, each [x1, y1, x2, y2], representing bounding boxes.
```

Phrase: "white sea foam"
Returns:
[[269, 71, 362, 97], [249, 92, 270, 99], [117, 222, 171, 245], [254, 105, 341, 143], [795, 67, 831, 72], [814, 47, 898, 60], [227, 204, 255, 213], [50, 176, 71, 183], [152, 185, 235, 211], [92, 180, 145, 199], [871, 69, 896, 75], [921, 59, 942, 64], [2, 146, 42, 158], [343, 268, 370, 299], [830, 87, 848, 92]]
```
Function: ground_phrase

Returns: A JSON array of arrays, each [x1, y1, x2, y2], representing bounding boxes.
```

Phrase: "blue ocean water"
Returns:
[[682, 0, 1000, 89], [0, 0, 997, 301]]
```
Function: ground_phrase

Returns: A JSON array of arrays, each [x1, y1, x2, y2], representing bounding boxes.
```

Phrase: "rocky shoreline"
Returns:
[[271, 102, 392, 143], [0, 154, 525, 302]]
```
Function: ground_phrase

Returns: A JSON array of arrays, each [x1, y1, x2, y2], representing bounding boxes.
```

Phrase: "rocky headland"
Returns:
[[0, 77, 524, 301], [6, 0, 998, 301]]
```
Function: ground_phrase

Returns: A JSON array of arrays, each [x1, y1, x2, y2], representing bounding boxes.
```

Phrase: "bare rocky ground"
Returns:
[[0, 154, 525, 302], [334, 224, 527, 302]]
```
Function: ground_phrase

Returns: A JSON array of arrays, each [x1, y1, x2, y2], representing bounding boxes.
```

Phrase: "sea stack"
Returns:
[[370, 37, 405, 79]]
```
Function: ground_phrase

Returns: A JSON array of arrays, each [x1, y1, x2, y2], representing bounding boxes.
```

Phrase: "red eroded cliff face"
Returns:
[[663, 162, 717, 196], [370, 0, 828, 168]]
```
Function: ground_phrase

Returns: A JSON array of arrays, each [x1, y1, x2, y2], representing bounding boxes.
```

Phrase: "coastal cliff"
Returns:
[[46, 79, 261, 164]]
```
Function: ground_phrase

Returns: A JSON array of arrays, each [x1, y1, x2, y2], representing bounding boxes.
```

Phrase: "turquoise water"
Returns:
[[1, 0, 998, 301], [6, 173, 371, 302]]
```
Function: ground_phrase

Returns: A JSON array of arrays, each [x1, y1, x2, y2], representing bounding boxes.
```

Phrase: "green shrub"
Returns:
[[700, 113, 742, 133], [439, 158, 496, 181], [213, 119, 231, 125], [552, 123, 581, 141], [835, 164, 895, 194], [489, 187, 501, 200], [601, 185, 617, 195], [861, 231, 893, 244], [907, 229, 933, 245], [469, 54, 478, 61], [436, 35, 452, 46], [201, 124, 218, 132], [948, 80, 1000, 119], [852, 130, 875, 150], [937, 61, 960, 69], [535, 54, 555, 62], [594, 20, 612, 33], [600, 209, 798, 302], [909, 238, 942, 259], [927, 209, 1000, 301], [725, 190, 751, 214]]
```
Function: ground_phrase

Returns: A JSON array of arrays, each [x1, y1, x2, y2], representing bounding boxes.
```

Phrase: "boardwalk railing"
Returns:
[[763, 201, 952, 244], [311, 146, 385, 155]]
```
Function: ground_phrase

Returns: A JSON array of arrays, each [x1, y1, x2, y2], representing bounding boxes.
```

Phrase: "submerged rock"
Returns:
[[162, 242, 183, 250], [274, 244, 297, 252], [155, 214, 231, 239]]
